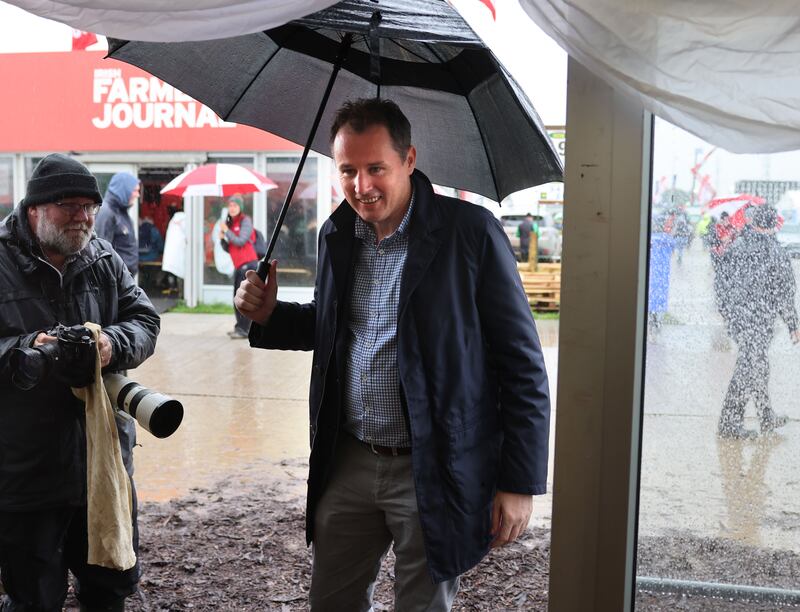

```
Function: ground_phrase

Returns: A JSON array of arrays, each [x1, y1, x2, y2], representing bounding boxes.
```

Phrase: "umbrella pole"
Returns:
[[257, 33, 353, 281]]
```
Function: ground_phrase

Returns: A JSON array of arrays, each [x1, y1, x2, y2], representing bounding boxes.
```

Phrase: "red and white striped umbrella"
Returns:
[[160, 163, 277, 197]]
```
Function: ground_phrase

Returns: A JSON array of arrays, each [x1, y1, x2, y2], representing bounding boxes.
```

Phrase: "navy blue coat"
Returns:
[[250, 170, 550, 582]]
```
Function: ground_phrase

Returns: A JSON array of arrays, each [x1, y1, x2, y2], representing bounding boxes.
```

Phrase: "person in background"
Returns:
[[716, 205, 799, 438], [697, 212, 713, 250], [220, 193, 259, 339], [235, 98, 550, 611], [95, 173, 140, 277], [670, 206, 693, 264], [648, 212, 676, 335], [518, 212, 534, 263], [711, 212, 737, 260], [0, 154, 160, 612], [160, 208, 186, 294], [138, 216, 163, 263]]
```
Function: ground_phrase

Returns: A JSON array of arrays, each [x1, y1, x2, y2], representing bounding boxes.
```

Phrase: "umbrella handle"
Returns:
[[256, 259, 270, 281], [258, 33, 354, 281]]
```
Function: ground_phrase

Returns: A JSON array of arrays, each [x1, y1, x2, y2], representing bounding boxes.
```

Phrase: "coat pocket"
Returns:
[[443, 415, 501, 514]]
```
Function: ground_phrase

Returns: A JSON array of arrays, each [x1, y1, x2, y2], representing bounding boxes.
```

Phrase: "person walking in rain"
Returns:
[[717, 205, 799, 439], [518, 212, 534, 263], [95, 172, 141, 277], [235, 98, 550, 611], [648, 212, 676, 335]]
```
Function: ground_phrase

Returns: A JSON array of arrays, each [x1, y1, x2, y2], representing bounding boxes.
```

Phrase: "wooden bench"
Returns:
[[518, 263, 561, 311]]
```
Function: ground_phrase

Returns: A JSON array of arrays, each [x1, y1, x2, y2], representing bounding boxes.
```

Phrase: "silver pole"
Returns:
[[637, 576, 800, 606]]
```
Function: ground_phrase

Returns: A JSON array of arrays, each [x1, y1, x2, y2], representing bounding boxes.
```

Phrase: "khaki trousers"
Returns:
[[310, 435, 459, 612]]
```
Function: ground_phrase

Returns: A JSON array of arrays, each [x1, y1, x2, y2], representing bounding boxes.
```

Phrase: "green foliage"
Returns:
[[532, 310, 560, 320], [169, 301, 235, 314]]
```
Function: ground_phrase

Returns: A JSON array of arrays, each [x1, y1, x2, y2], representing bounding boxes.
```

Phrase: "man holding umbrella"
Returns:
[[236, 99, 550, 610]]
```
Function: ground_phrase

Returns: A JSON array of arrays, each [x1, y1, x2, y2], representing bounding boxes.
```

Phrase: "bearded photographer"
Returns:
[[0, 154, 160, 612]]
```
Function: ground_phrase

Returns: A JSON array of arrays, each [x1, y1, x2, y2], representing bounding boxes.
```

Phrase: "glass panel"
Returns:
[[203, 191, 254, 286], [265, 156, 318, 287], [203, 156, 255, 287], [139, 167, 184, 300], [636, 118, 800, 607], [0, 158, 13, 221]]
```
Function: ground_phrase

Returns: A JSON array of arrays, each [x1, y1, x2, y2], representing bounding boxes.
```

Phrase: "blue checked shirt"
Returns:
[[342, 192, 416, 448]]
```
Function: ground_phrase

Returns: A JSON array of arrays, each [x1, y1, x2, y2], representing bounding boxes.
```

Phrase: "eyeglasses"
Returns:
[[51, 202, 102, 216]]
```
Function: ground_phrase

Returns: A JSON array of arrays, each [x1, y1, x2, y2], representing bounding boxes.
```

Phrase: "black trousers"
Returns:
[[0, 413, 139, 612], [721, 326, 773, 428], [233, 260, 259, 332], [0, 501, 139, 612]]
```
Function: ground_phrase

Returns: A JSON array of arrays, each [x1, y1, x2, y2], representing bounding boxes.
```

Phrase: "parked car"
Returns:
[[777, 222, 800, 258], [776, 197, 800, 258], [500, 213, 562, 262]]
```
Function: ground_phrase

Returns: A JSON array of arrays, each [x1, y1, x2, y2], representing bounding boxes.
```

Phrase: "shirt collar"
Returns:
[[354, 186, 416, 244]]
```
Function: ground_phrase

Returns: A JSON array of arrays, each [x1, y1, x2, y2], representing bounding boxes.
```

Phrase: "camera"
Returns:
[[11, 324, 96, 391], [103, 373, 184, 438]]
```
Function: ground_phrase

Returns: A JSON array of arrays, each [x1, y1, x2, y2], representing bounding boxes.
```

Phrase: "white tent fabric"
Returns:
[[5, 0, 337, 42], [9, 0, 800, 152], [519, 0, 800, 153]]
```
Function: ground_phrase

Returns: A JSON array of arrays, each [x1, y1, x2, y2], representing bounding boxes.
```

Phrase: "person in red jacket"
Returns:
[[219, 193, 259, 338]]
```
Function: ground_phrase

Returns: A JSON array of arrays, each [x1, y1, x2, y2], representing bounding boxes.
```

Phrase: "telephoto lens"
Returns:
[[103, 373, 184, 438]]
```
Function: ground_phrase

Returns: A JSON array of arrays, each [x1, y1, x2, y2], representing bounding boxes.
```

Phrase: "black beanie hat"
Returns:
[[22, 154, 102, 208]]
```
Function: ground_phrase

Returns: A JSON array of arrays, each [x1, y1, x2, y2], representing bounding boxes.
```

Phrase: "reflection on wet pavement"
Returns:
[[130, 314, 312, 502]]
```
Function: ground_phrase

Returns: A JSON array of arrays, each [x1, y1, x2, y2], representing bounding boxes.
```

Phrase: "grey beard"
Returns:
[[35, 214, 91, 256]]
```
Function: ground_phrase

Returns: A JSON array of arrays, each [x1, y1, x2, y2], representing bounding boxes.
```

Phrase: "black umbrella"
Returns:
[[107, 0, 562, 276]]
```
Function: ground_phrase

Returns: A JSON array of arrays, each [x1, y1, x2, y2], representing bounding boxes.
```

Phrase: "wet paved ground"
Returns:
[[129, 241, 800, 560], [639, 241, 800, 556], [130, 313, 559, 526]]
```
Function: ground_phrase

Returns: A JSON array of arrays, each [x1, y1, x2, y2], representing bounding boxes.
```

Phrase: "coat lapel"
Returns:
[[325, 203, 357, 305], [399, 171, 447, 319]]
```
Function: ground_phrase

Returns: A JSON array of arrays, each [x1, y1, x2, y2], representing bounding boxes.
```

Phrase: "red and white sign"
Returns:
[[0, 52, 300, 153]]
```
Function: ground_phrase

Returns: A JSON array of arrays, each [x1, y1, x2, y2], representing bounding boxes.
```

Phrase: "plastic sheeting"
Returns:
[[12, 0, 799, 153], [4, 0, 337, 42], [519, 0, 800, 154]]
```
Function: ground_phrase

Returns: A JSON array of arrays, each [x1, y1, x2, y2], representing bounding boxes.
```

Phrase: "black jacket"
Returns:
[[249, 170, 550, 582], [0, 207, 160, 511], [717, 227, 798, 336]]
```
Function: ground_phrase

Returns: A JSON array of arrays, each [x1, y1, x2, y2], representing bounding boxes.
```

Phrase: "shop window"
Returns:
[[0, 158, 13, 220], [266, 156, 318, 288], [636, 118, 800, 607]]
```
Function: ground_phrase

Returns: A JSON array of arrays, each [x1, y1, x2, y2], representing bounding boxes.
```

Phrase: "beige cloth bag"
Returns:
[[71, 322, 137, 571]]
